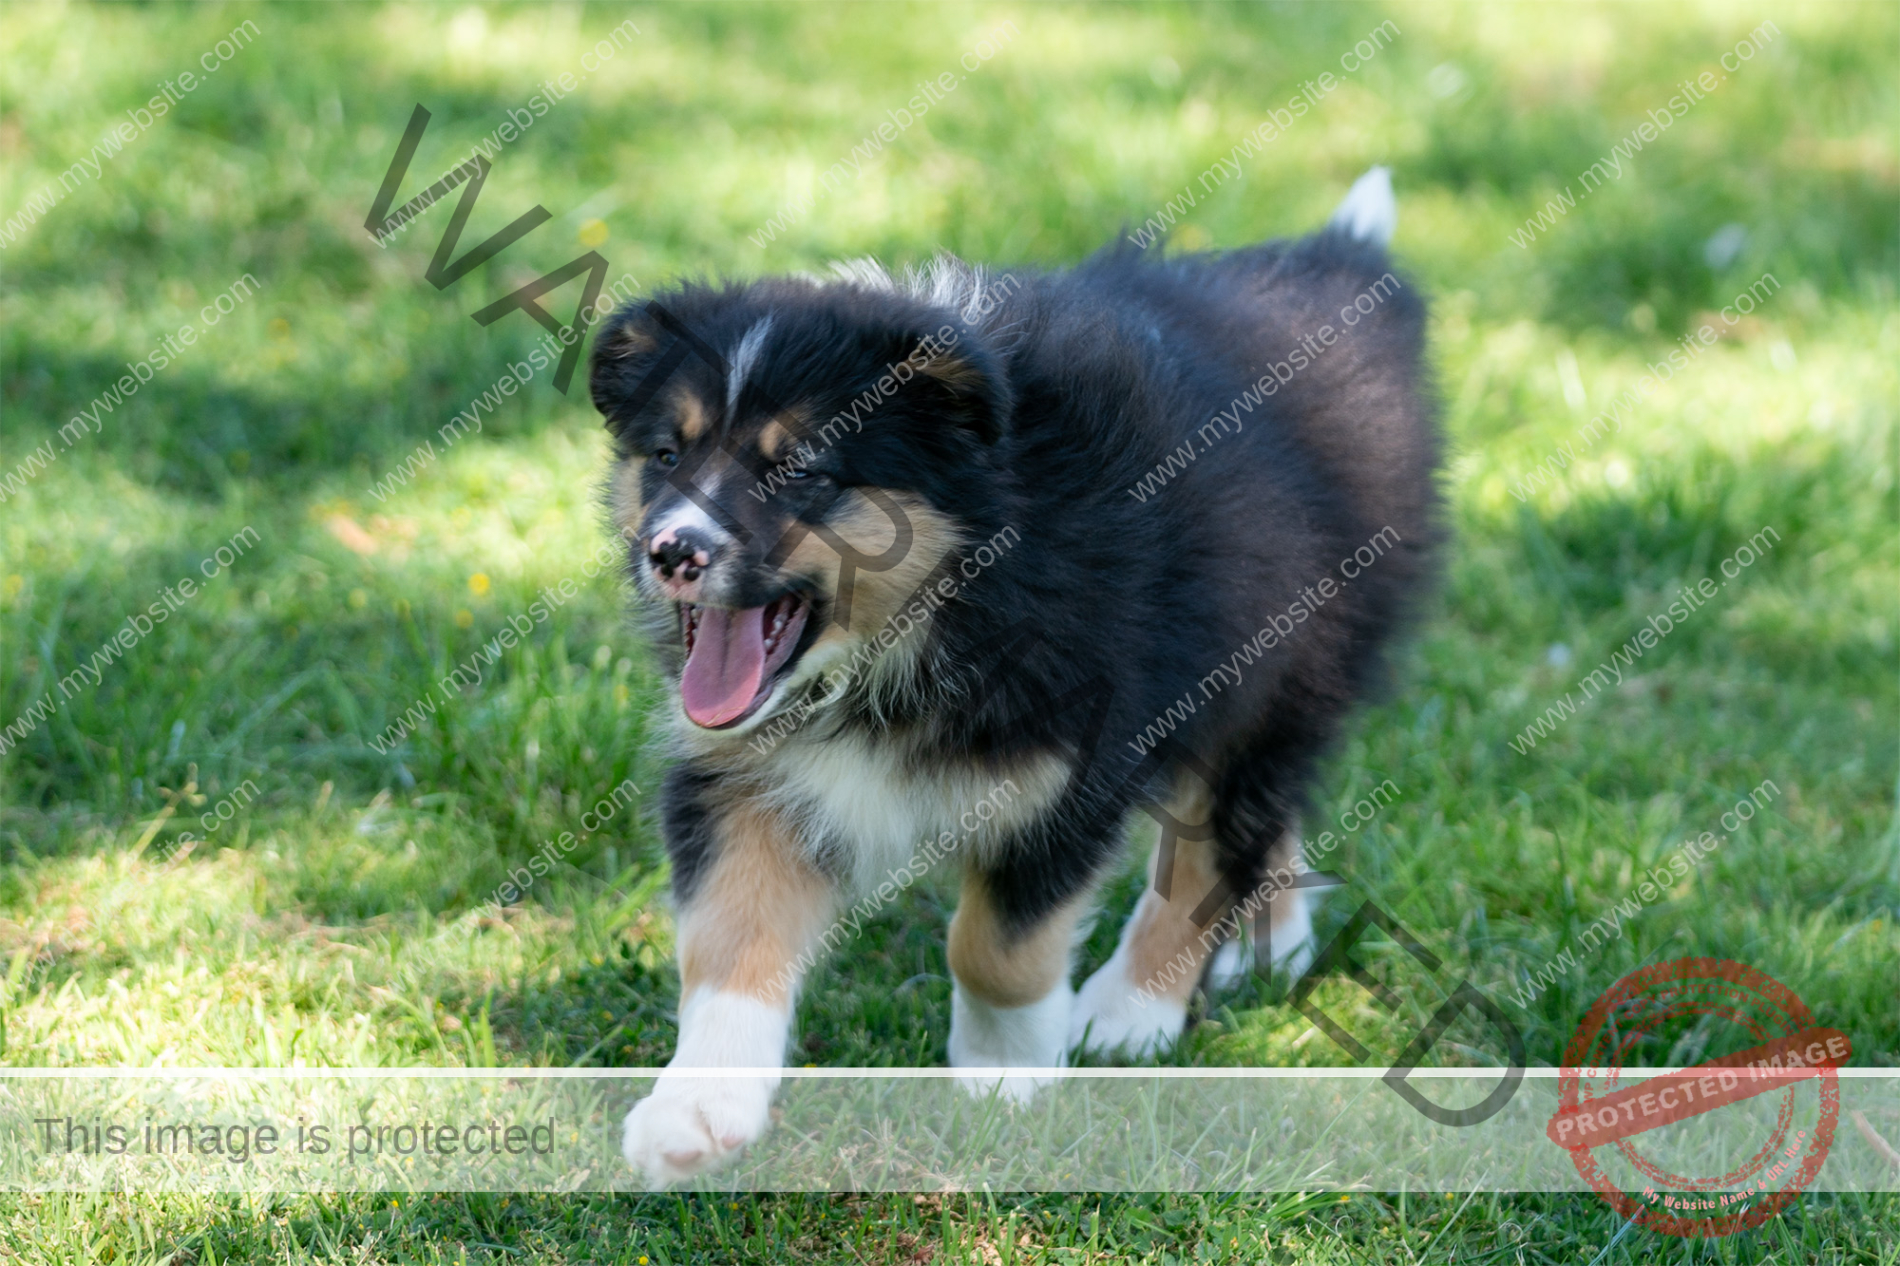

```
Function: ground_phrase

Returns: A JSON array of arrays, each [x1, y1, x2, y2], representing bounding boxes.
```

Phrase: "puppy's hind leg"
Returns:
[[1069, 779, 1230, 1058], [1205, 821, 1318, 990], [1212, 738, 1323, 982]]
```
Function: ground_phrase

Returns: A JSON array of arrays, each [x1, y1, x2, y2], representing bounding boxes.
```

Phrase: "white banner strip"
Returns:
[[2, 1069, 1894, 1193]]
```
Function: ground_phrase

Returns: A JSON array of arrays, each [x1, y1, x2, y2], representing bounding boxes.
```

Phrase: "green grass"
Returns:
[[2, 0, 1896, 1260]]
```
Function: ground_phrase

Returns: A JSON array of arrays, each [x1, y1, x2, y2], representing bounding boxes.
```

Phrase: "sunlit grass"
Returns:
[[1, 0, 1895, 1260]]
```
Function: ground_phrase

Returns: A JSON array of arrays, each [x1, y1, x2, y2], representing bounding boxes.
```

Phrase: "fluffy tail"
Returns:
[[1328, 166, 1397, 247]]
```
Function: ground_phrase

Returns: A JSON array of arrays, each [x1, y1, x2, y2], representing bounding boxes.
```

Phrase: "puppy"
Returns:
[[588, 168, 1439, 1185]]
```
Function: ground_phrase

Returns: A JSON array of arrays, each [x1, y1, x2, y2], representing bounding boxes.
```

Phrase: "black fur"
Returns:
[[591, 223, 1439, 936]]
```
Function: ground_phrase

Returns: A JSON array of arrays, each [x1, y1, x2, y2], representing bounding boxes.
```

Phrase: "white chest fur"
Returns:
[[756, 731, 1069, 893]]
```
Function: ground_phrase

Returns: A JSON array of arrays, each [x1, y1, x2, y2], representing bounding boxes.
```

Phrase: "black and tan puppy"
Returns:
[[588, 169, 1439, 1184]]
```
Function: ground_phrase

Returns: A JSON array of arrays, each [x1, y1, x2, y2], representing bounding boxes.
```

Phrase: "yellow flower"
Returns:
[[579, 218, 610, 247], [455, 609, 475, 629], [468, 572, 491, 596]]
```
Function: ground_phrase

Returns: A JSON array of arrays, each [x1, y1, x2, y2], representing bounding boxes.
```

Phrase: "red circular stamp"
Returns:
[[1546, 958, 1848, 1238]]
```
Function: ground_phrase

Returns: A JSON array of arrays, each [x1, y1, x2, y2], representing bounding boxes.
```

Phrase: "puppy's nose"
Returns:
[[648, 526, 716, 583]]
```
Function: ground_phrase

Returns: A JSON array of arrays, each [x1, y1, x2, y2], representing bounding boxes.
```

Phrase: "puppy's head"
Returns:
[[589, 277, 1010, 736]]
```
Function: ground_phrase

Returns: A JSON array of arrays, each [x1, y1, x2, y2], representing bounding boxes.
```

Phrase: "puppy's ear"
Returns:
[[589, 305, 669, 440], [890, 323, 1012, 446]]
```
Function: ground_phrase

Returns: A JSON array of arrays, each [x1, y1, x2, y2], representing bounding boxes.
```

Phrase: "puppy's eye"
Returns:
[[786, 468, 812, 481], [653, 449, 680, 469]]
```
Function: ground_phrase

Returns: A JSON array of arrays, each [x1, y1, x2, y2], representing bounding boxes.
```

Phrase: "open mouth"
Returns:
[[677, 594, 812, 729]]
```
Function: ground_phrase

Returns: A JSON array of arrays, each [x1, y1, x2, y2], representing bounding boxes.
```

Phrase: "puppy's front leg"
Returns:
[[622, 800, 833, 1186]]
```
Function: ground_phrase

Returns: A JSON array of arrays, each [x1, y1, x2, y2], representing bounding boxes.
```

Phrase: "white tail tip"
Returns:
[[1329, 166, 1397, 247]]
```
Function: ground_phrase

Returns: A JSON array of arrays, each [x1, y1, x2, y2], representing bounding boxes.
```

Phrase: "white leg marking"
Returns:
[[1206, 936, 1249, 993], [1265, 883, 1316, 979], [621, 988, 788, 1186], [948, 981, 1071, 1104], [1068, 900, 1191, 1058]]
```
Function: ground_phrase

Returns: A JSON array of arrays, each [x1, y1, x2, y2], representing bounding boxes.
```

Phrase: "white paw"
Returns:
[[1068, 945, 1187, 1058], [1273, 933, 1316, 981], [1206, 923, 1312, 991], [621, 1074, 773, 1187], [1206, 938, 1249, 993], [620, 989, 788, 1186], [953, 1068, 1055, 1105], [1262, 885, 1316, 979], [948, 981, 1069, 1104]]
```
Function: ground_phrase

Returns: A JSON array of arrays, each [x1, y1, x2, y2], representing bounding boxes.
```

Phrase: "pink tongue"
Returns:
[[680, 606, 767, 728]]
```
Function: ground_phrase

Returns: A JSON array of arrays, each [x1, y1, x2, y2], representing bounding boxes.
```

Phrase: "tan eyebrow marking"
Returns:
[[675, 389, 710, 442], [757, 412, 810, 462]]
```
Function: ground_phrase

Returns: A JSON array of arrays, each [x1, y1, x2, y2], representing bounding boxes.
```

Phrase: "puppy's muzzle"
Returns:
[[648, 526, 719, 598]]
